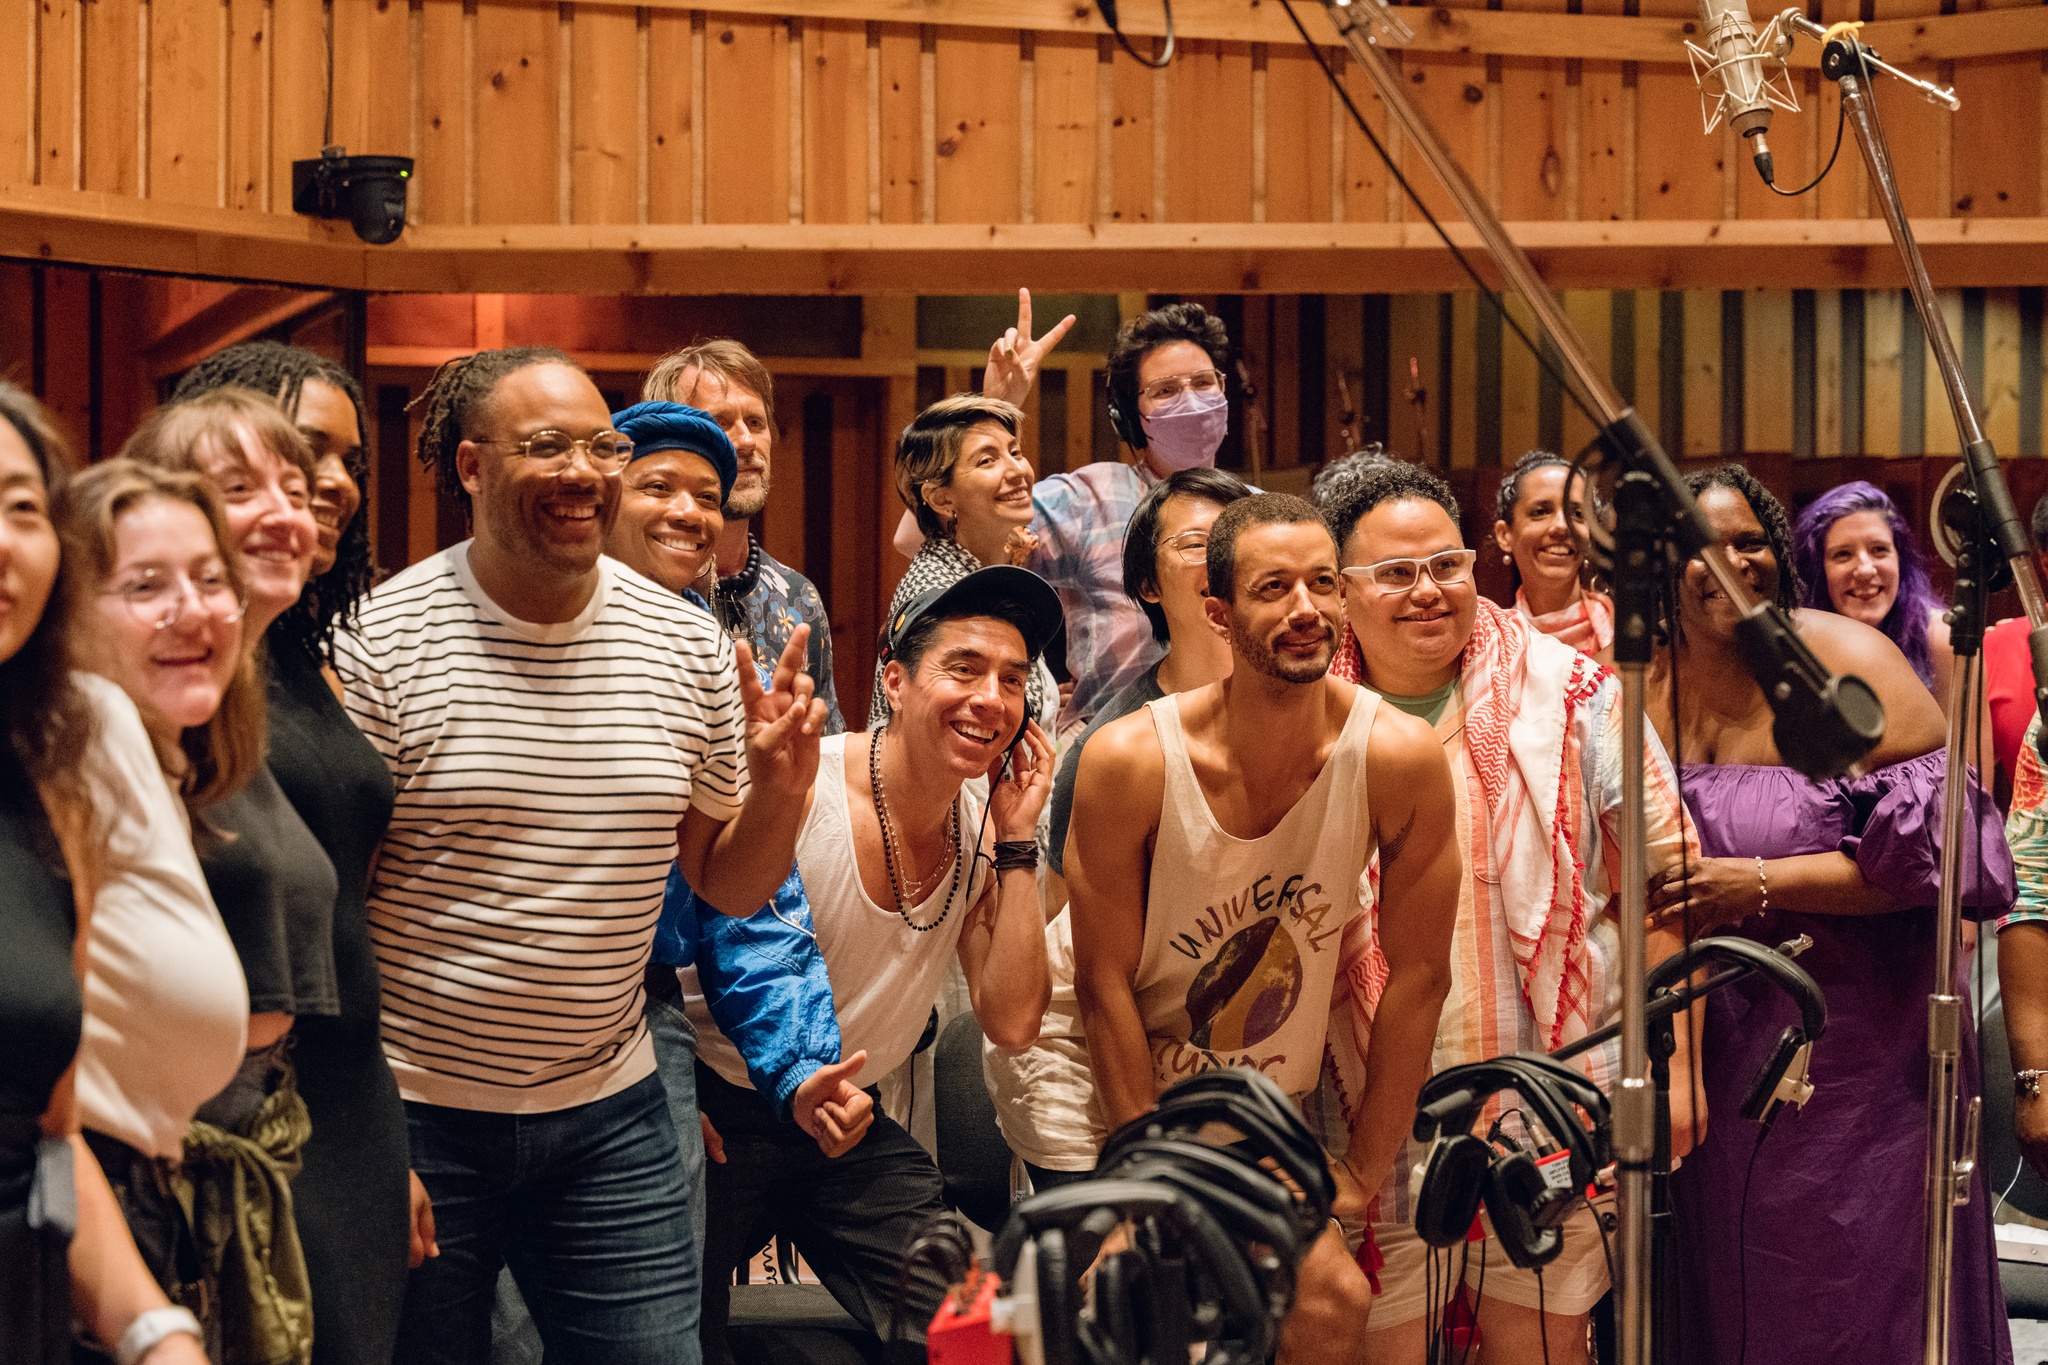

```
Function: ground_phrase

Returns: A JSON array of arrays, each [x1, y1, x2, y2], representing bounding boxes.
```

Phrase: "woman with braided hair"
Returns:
[[171, 342, 418, 1365]]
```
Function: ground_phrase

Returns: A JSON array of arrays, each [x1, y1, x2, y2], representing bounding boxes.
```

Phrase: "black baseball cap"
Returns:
[[883, 565, 1065, 663]]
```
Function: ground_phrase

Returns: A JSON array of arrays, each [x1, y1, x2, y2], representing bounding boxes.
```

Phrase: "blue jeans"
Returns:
[[648, 994, 707, 1255], [398, 1071, 701, 1365]]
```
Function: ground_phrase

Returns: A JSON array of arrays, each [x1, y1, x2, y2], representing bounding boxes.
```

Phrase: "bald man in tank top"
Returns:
[[1068, 492, 1461, 1357]]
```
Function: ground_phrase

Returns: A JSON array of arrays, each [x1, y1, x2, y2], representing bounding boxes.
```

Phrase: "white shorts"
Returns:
[[1368, 1191, 1615, 1327]]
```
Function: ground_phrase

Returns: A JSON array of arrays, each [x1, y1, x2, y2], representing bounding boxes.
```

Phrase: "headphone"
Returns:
[[1648, 933, 1828, 1127], [991, 1178, 1276, 1365], [1105, 378, 1145, 451], [1412, 1054, 1612, 1270], [1099, 1069, 1335, 1242], [1099, 1137, 1306, 1330]]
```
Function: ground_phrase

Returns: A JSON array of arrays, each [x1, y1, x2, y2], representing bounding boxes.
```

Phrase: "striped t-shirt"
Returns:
[[335, 543, 749, 1114]]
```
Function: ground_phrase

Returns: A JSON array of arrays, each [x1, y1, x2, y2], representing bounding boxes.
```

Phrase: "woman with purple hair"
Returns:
[[1791, 479, 1993, 778]]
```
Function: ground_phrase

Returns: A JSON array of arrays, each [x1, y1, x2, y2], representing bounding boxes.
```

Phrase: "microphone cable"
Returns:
[[1275, 0, 1611, 445], [1763, 91, 1847, 198], [1098, 0, 1176, 69]]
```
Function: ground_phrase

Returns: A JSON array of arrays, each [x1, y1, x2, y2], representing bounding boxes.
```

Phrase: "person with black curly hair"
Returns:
[[1652, 465, 2014, 1365], [1493, 448, 1612, 656], [171, 341, 419, 1365]]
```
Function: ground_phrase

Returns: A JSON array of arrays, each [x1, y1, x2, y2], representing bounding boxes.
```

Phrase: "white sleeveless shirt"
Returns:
[[1132, 688, 1379, 1108], [688, 734, 987, 1094]]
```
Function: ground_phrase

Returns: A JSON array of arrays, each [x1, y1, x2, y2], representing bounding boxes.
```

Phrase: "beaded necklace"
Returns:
[[866, 727, 963, 933]]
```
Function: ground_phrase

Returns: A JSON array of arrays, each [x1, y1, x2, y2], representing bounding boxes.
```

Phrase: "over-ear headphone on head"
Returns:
[[1106, 384, 1145, 451], [1648, 934, 1827, 1127], [1411, 1054, 1612, 1270]]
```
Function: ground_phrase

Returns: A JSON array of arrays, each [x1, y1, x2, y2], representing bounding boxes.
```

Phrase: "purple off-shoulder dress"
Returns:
[[1668, 751, 2015, 1365]]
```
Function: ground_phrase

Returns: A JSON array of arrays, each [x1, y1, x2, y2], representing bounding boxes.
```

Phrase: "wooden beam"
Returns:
[[13, 183, 2048, 292], [583, 0, 2048, 68], [141, 283, 336, 373]]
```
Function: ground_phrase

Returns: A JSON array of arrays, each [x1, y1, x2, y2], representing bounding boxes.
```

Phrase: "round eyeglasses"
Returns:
[[474, 429, 635, 474], [102, 566, 247, 631]]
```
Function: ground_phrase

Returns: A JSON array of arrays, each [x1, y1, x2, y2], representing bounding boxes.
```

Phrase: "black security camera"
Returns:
[[292, 146, 414, 245]]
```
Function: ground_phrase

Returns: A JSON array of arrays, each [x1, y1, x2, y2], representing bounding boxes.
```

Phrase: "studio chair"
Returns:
[[934, 1011, 1015, 1234], [1979, 999, 2048, 1319]]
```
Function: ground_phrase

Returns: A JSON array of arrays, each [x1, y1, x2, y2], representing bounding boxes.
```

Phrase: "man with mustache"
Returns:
[[1067, 492, 1461, 1359], [643, 338, 846, 734], [1316, 460, 1696, 1365]]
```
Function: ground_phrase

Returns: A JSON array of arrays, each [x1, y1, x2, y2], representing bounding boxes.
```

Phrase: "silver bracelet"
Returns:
[[116, 1307, 202, 1365]]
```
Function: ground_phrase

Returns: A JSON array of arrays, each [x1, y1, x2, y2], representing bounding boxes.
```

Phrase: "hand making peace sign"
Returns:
[[982, 288, 1078, 407]]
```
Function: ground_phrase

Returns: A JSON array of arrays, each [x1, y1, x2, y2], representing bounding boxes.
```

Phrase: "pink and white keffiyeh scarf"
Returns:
[[1327, 597, 1609, 1134], [1515, 587, 1614, 656]]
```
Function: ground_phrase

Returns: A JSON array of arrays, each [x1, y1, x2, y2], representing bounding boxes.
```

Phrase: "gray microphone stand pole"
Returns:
[[1312, 5, 1798, 1362], [1777, 16, 2046, 1361]]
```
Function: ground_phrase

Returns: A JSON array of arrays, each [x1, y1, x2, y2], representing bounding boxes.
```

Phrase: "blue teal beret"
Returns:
[[611, 401, 737, 503]]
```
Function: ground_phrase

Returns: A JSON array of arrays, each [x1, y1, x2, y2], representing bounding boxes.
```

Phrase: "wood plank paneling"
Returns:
[[1031, 32, 1092, 223], [83, 0, 142, 195], [270, 0, 324, 212], [644, 11, 694, 223], [800, 19, 866, 224], [415, 0, 467, 225], [1952, 55, 2038, 217], [1578, 62, 1629, 220], [1922, 289, 1966, 455], [1337, 49, 1389, 225], [1263, 46, 1331, 224], [1864, 287, 1903, 456], [931, 25, 1018, 223], [1816, 288, 1844, 455], [1401, 53, 1486, 226], [1562, 288, 1609, 456], [472, 0, 557, 224], [702, 12, 787, 222], [1499, 291, 1541, 458], [1682, 289, 1720, 456], [1387, 290, 1440, 462], [37, 0, 80, 190], [874, 20, 919, 222], [1744, 287, 1793, 452], [1871, 60, 1949, 220], [570, 3, 638, 223], [1, 0, 31, 185], [1450, 290, 1479, 468], [148, 0, 224, 205], [1164, 38, 1252, 223], [1635, 68, 1718, 220], [1105, 35, 1153, 222], [1983, 287, 2022, 457], [1500, 59, 1567, 221]]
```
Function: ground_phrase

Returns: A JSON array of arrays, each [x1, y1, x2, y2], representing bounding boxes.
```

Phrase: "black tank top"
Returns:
[[0, 752, 81, 1123]]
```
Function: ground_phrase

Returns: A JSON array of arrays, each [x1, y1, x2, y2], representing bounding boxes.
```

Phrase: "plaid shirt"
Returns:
[[1027, 462, 1166, 731]]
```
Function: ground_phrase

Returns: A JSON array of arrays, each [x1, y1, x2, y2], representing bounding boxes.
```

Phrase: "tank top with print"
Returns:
[[1133, 687, 1378, 1109]]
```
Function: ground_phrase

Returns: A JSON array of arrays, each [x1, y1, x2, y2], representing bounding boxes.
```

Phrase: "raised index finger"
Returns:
[[1016, 287, 1033, 343]]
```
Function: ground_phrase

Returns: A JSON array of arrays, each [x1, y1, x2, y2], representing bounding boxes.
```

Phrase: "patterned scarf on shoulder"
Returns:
[[1515, 587, 1615, 656], [1326, 597, 1609, 1141]]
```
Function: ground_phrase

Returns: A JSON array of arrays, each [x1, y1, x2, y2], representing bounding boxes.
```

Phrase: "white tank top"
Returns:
[[689, 734, 987, 1093], [1133, 688, 1378, 1109]]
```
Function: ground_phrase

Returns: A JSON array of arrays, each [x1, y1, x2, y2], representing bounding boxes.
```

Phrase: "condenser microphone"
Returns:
[[1691, 0, 1785, 184]]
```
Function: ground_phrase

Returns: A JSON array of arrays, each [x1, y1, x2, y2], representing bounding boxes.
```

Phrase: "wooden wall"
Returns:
[[10, 265, 2048, 709], [4, 0, 2048, 293]]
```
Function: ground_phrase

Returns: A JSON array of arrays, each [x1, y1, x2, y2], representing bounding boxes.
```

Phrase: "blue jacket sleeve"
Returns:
[[689, 864, 843, 1121]]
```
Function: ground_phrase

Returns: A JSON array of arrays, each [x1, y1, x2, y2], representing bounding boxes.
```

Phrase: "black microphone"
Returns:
[[1734, 608, 1886, 781]]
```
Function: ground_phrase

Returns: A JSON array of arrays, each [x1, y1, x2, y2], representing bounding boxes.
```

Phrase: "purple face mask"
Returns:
[[1140, 388, 1228, 471]]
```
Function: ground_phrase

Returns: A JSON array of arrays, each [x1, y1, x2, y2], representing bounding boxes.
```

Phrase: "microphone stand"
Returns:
[[1310, 5, 1883, 1363], [1771, 19, 2034, 1360]]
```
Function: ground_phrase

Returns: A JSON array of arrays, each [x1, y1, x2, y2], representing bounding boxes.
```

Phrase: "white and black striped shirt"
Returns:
[[336, 544, 748, 1114]]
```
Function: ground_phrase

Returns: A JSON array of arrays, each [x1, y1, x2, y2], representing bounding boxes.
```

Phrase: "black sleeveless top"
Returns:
[[0, 752, 80, 1126]]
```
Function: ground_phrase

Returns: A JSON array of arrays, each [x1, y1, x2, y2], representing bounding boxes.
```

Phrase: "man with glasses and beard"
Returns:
[[1066, 492, 1461, 1359], [336, 349, 827, 1365], [1314, 461, 1696, 1365], [643, 339, 846, 734]]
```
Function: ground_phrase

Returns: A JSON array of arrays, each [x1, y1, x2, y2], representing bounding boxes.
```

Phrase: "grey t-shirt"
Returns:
[[1047, 660, 1167, 876], [199, 761, 341, 1018]]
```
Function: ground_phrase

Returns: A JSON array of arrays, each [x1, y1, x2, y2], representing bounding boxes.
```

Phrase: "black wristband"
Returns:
[[992, 839, 1040, 872]]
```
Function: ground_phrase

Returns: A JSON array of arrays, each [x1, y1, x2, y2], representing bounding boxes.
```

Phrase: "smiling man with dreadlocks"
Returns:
[[333, 345, 828, 1364]]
